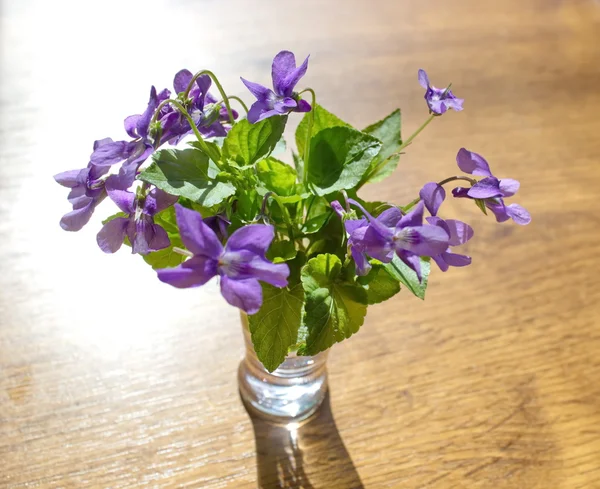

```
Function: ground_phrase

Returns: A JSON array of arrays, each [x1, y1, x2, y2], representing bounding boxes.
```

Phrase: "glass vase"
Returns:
[[238, 314, 329, 424]]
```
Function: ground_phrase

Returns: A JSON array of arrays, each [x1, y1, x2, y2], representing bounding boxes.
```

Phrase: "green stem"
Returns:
[[402, 197, 421, 213], [305, 195, 316, 219], [358, 114, 436, 189], [268, 193, 295, 239], [182, 69, 235, 124], [173, 247, 194, 258], [358, 151, 402, 188], [402, 175, 477, 212], [437, 175, 477, 187], [398, 114, 435, 151], [299, 88, 316, 186], [227, 95, 249, 114]]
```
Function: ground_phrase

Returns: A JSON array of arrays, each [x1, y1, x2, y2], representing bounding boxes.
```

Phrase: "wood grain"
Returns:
[[1, 0, 600, 487]]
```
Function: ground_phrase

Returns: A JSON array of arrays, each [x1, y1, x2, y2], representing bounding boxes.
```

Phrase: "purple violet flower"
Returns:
[[166, 69, 238, 143], [90, 87, 169, 177], [418, 69, 464, 115], [54, 138, 137, 231], [453, 148, 531, 225], [241, 50, 311, 124], [426, 217, 473, 271], [157, 204, 289, 314], [419, 182, 446, 216], [331, 200, 372, 276], [345, 217, 371, 276], [54, 158, 110, 232], [96, 187, 178, 255], [347, 200, 449, 280]]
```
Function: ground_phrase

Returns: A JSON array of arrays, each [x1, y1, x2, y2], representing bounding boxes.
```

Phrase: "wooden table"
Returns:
[[2, 0, 599, 487]]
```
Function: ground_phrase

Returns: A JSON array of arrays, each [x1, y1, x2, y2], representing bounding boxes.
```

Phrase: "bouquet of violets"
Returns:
[[55, 51, 530, 372]]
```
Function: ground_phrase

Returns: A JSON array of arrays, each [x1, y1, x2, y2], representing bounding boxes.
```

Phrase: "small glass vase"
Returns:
[[238, 314, 329, 424]]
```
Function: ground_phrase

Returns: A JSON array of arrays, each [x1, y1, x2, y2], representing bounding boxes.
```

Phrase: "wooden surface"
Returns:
[[1, 0, 600, 487]]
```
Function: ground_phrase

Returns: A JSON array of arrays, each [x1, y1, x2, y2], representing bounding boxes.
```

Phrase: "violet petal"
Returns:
[[240, 78, 273, 102], [506, 203, 531, 225], [107, 188, 135, 214], [456, 148, 492, 177], [467, 177, 503, 199], [54, 169, 83, 188], [394, 225, 449, 256], [418, 69, 430, 89], [220, 276, 263, 314], [174, 69, 193, 94], [377, 207, 403, 228], [419, 182, 446, 216], [96, 217, 129, 253], [272, 51, 309, 97], [174, 204, 223, 259], [143, 188, 178, 216], [442, 251, 472, 267], [499, 178, 520, 197], [60, 201, 96, 232], [157, 256, 219, 288], [225, 224, 275, 257]]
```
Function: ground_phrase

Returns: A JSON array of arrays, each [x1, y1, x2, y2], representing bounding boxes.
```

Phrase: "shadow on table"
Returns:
[[245, 393, 365, 489]]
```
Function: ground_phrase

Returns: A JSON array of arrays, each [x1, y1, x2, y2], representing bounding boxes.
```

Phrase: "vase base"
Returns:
[[238, 362, 328, 425]]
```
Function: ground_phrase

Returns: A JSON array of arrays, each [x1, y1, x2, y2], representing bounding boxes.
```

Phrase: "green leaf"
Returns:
[[256, 157, 297, 196], [142, 236, 186, 269], [361, 109, 402, 184], [301, 213, 331, 235], [222, 116, 286, 166], [188, 140, 222, 164], [475, 198, 488, 215], [102, 212, 127, 225], [300, 254, 368, 355], [295, 104, 351, 157], [299, 196, 332, 235], [384, 255, 431, 300], [273, 193, 310, 204], [357, 264, 401, 304], [228, 188, 261, 234], [139, 148, 235, 207], [306, 126, 381, 196], [266, 239, 297, 264], [248, 283, 305, 372]]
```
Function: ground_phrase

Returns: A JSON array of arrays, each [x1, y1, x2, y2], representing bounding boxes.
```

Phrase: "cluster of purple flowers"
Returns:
[[335, 144, 530, 281], [420, 148, 531, 226], [53, 51, 316, 314], [54, 50, 530, 317], [333, 198, 472, 280], [54, 70, 238, 234]]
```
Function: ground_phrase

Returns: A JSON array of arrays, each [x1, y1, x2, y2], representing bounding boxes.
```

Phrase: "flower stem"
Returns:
[[357, 114, 436, 189], [402, 197, 421, 212], [358, 151, 403, 188], [182, 70, 235, 124], [398, 113, 435, 153], [173, 247, 194, 258], [437, 175, 477, 186], [298, 88, 316, 186], [402, 175, 477, 212], [228, 96, 249, 114]]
